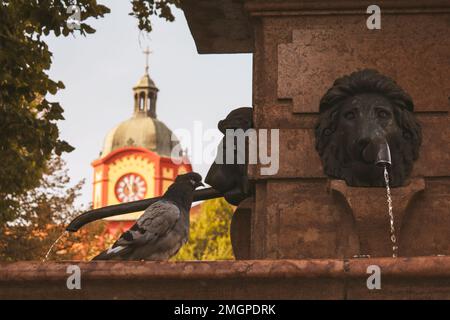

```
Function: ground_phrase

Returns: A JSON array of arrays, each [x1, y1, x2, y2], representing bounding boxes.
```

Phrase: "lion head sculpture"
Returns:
[[315, 69, 422, 187]]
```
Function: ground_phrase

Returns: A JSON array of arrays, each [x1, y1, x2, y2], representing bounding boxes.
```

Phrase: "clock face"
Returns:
[[115, 173, 147, 203]]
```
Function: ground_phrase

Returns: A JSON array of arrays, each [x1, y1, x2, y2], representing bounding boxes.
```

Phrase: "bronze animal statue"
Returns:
[[206, 107, 253, 205], [315, 69, 422, 187]]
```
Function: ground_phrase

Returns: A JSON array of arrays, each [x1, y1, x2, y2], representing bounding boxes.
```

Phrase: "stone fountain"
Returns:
[[1, 0, 449, 299], [221, 0, 450, 252]]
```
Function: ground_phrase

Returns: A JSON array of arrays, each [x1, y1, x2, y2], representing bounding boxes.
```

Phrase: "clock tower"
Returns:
[[92, 51, 191, 234]]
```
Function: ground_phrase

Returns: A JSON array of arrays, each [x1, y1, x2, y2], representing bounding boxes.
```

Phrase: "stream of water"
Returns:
[[43, 231, 67, 262], [383, 166, 398, 258]]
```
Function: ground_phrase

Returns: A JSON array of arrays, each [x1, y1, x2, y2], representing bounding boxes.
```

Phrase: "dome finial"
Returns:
[[143, 46, 152, 74], [133, 47, 159, 118]]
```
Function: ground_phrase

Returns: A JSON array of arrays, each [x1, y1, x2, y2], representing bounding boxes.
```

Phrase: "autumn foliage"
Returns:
[[0, 156, 113, 261]]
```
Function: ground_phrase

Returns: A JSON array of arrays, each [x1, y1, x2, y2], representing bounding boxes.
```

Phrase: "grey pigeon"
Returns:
[[92, 172, 204, 261]]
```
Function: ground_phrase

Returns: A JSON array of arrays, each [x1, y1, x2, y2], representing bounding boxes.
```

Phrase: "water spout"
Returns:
[[375, 140, 392, 168], [66, 187, 223, 232]]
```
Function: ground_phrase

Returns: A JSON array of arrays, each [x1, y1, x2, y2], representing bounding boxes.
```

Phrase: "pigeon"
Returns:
[[92, 172, 204, 261]]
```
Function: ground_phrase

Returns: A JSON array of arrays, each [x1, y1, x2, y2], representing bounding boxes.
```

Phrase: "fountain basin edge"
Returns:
[[0, 256, 449, 299]]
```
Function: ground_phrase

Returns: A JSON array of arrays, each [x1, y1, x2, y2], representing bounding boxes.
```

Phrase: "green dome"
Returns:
[[101, 114, 180, 157], [101, 70, 180, 158]]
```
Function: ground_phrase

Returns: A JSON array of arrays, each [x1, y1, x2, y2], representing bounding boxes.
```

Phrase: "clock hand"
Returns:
[[128, 175, 135, 194], [124, 178, 133, 194]]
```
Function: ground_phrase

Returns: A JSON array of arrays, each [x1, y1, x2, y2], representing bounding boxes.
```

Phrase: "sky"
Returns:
[[45, 1, 253, 206]]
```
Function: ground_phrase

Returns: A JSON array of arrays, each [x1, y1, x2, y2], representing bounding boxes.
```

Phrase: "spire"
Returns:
[[133, 47, 159, 118], [143, 47, 152, 74]]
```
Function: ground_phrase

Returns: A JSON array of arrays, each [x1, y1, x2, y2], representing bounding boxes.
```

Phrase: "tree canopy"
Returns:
[[130, 0, 181, 32], [0, 155, 111, 261], [175, 198, 235, 261]]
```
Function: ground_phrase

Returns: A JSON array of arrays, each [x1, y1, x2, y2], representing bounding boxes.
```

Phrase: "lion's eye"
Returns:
[[344, 111, 355, 120], [377, 109, 391, 119]]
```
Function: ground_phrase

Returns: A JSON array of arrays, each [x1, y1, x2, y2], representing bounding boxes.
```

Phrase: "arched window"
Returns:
[[139, 92, 145, 111], [147, 95, 152, 112]]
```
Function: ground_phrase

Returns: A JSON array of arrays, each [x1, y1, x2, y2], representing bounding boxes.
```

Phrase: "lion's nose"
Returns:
[[357, 138, 375, 163], [359, 138, 392, 166]]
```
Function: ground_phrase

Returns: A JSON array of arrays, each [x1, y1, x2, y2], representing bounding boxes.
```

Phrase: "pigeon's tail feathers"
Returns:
[[91, 250, 110, 261], [91, 245, 130, 261]]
